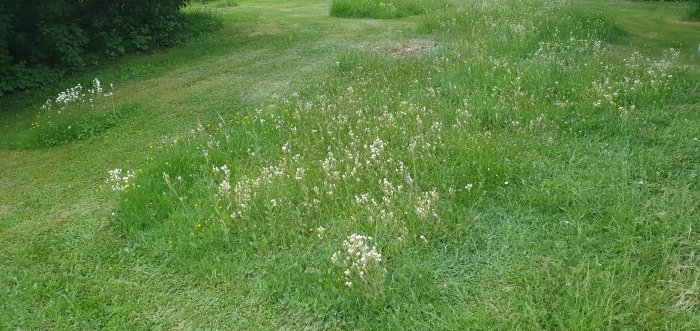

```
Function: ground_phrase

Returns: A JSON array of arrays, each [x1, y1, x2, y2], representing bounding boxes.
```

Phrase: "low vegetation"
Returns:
[[1, 0, 699, 328], [330, 0, 447, 19]]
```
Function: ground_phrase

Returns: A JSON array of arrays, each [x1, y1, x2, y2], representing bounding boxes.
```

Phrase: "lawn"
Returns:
[[1, 0, 699, 329]]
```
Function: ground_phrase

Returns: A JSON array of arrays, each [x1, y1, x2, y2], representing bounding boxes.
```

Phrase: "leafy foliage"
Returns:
[[688, 0, 700, 20], [0, 0, 192, 96]]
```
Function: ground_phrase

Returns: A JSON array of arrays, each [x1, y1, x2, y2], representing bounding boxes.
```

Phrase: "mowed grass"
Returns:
[[1, 0, 699, 329]]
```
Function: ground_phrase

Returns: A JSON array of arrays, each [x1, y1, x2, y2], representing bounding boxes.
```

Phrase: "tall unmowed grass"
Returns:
[[105, 0, 699, 328], [23, 79, 141, 148], [330, 0, 447, 19]]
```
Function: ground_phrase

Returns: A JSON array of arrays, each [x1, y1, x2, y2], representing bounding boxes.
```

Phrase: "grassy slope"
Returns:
[[1, 0, 699, 329], [0, 1, 419, 328]]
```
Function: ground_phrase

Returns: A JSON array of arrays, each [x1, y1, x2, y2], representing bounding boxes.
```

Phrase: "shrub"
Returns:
[[0, 0, 198, 96]]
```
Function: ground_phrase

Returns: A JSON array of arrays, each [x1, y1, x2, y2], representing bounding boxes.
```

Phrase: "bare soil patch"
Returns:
[[390, 42, 439, 55]]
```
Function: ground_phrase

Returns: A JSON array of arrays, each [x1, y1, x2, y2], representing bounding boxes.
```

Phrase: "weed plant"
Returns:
[[688, 0, 700, 20]]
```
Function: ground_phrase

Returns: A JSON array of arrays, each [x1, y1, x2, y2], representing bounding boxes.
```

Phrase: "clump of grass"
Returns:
[[27, 79, 135, 147], [198, 0, 237, 5], [212, 0, 238, 8], [330, 0, 447, 19]]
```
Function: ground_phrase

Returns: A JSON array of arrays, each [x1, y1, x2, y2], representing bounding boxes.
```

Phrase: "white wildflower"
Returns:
[[295, 167, 305, 181], [317, 226, 326, 239], [213, 164, 231, 197], [332, 233, 382, 285], [106, 168, 136, 191]]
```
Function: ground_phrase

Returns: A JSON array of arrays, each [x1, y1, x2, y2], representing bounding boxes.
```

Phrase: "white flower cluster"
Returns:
[[106, 168, 135, 191], [416, 189, 439, 220], [87, 78, 108, 96], [592, 48, 681, 111], [228, 157, 293, 219], [54, 84, 84, 105], [41, 78, 113, 111], [213, 164, 231, 197], [331, 234, 382, 287], [367, 137, 385, 162]]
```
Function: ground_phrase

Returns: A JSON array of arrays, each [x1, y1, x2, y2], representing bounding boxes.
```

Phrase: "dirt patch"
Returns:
[[390, 42, 439, 55]]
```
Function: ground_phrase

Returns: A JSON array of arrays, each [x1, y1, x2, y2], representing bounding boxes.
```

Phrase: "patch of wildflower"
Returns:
[[592, 49, 683, 111], [106, 168, 136, 191], [225, 155, 301, 219], [41, 78, 113, 112], [331, 234, 383, 287], [415, 189, 440, 220], [378, 1, 397, 15], [31, 78, 117, 146], [213, 164, 232, 197]]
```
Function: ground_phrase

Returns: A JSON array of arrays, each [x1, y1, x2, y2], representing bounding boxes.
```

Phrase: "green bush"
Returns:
[[688, 0, 700, 20], [330, 0, 446, 19], [0, 0, 197, 96]]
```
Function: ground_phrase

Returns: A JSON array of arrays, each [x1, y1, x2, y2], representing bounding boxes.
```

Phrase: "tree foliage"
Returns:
[[0, 0, 189, 95], [688, 0, 700, 21]]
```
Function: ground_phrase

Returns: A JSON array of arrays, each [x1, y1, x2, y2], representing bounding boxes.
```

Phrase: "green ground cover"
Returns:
[[1, 0, 699, 329]]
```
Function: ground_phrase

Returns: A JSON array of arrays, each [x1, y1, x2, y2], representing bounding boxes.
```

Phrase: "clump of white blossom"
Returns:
[[41, 78, 113, 112], [591, 49, 682, 111], [106, 168, 135, 191], [213, 164, 231, 197], [415, 189, 440, 220], [331, 234, 383, 287]]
